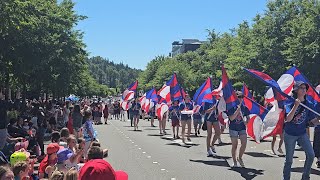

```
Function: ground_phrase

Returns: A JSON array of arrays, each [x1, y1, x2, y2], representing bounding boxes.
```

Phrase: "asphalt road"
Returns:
[[95, 117, 320, 180]]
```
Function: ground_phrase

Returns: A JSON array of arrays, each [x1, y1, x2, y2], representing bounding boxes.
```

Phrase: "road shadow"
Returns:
[[216, 142, 232, 147], [160, 136, 175, 141], [209, 155, 232, 160], [127, 130, 143, 132], [147, 134, 164, 137], [189, 135, 205, 138], [166, 142, 193, 148], [228, 167, 264, 180], [291, 167, 320, 176], [190, 159, 230, 168], [245, 152, 275, 158], [277, 154, 299, 159], [143, 128, 160, 131]]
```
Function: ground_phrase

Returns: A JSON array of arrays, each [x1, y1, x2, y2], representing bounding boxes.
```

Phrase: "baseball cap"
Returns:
[[79, 159, 128, 180], [10, 151, 28, 165], [47, 143, 60, 155], [293, 81, 309, 91], [57, 148, 73, 164]]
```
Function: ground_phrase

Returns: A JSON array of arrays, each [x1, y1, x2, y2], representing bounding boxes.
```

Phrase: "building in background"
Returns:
[[170, 39, 204, 57]]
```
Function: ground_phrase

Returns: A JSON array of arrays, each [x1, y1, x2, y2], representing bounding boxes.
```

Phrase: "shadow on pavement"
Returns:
[[127, 130, 143, 132], [147, 134, 164, 137], [160, 136, 174, 141], [210, 155, 232, 160], [216, 142, 232, 146], [245, 152, 275, 158], [166, 142, 193, 148], [291, 167, 320, 176], [143, 128, 160, 131], [228, 167, 264, 180], [189, 159, 230, 167], [277, 154, 299, 159]]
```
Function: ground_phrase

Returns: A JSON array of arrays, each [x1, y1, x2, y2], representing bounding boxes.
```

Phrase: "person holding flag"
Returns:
[[149, 106, 156, 127], [203, 101, 220, 157], [132, 98, 141, 131], [169, 100, 180, 139], [179, 94, 193, 144], [193, 108, 202, 137], [283, 81, 320, 180], [227, 91, 249, 167]]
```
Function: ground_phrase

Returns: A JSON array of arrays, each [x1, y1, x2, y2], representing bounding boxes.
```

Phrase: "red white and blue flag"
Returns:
[[193, 77, 214, 113], [166, 73, 185, 102], [145, 88, 158, 114], [222, 65, 239, 111], [122, 80, 138, 102], [285, 66, 320, 105], [242, 83, 254, 100]]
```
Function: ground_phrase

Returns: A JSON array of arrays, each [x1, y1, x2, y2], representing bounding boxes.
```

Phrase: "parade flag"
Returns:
[[156, 103, 169, 121], [242, 83, 254, 100], [222, 65, 239, 111], [122, 80, 138, 101], [139, 93, 146, 111], [243, 68, 290, 108], [157, 84, 171, 105], [193, 77, 214, 113], [145, 88, 158, 114], [242, 96, 269, 119], [285, 66, 320, 104]]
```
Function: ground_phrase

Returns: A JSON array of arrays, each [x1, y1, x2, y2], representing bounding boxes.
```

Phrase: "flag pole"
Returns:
[[299, 103, 320, 117]]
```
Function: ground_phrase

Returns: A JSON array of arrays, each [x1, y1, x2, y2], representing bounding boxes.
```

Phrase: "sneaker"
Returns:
[[197, 129, 200, 135], [151, 125, 156, 127], [316, 161, 320, 168], [218, 139, 223, 144], [232, 162, 238, 168], [237, 157, 245, 167], [207, 149, 214, 157], [176, 136, 180, 139], [163, 131, 167, 135], [187, 137, 191, 141], [278, 148, 284, 154], [195, 132, 198, 137], [211, 146, 216, 154], [173, 135, 176, 139]]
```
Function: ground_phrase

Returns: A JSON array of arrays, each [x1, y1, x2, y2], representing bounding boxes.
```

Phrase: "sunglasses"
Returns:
[[237, 95, 244, 99]]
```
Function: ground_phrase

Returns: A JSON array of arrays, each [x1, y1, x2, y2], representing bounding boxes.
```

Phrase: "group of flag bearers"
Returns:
[[121, 65, 320, 180]]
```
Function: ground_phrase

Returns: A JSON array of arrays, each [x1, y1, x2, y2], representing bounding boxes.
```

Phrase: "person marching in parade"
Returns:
[[203, 101, 220, 156], [227, 91, 249, 167], [169, 100, 180, 139], [193, 109, 202, 137], [132, 98, 141, 131], [283, 81, 320, 180], [158, 109, 168, 135], [149, 106, 156, 127], [179, 95, 193, 144]]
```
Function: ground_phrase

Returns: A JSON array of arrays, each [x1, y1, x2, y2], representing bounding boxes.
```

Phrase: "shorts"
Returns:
[[193, 118, 202, 125], [205, 114, 218, 123], [172, 119, 180, 127], [180, 117, 191, 121], [229, 129, 247, 138]]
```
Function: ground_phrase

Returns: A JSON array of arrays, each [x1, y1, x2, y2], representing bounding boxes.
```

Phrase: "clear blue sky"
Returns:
[[73, 0, 268, 70]]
